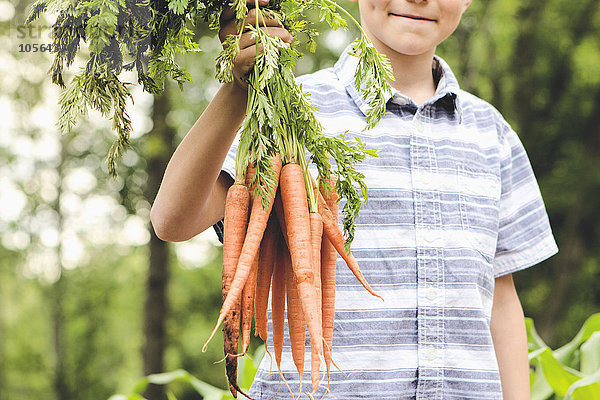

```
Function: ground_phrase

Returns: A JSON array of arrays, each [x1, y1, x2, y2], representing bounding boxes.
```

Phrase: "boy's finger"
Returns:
[[219, 22, 237, 43], [247, 0, 269, 5], [238, 27, 292, 50], [221, 0, 269, 26], [234, 44, 265, 79], [242, 9, 282, 30]]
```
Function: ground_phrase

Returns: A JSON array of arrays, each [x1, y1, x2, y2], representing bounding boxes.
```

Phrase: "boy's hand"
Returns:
[[218, 0, 292, 91]]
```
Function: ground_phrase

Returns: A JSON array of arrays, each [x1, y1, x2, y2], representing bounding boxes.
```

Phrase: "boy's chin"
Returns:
[[373, 36, 438, 58], [384, 43, 436, 58]]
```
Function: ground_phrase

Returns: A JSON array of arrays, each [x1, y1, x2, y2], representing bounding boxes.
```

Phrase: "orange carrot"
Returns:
[[285, 243, 306, 394], [272, 235, 286, 371], [310, 176, 383, 301], [254, 214, 278, 342], [240, 162, 258, 353], [319, 175, 339, 375], [241, 256, 258, 354], [279, 163, 324, 360], [204, 154, 283, 351], [273, 189, 289, 247], [309, 211, 323, 394], [221, 183, 250, 398]]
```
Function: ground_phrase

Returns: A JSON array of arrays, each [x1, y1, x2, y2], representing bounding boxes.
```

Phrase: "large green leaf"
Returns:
[[146, 369, 189, 385], [554, 314, 600, 367], [108, 395, 145, 400], [186, 374, 230, 400], [538, 348, 583, 396], [242, 345, 264, 388], [580, 331, 600, 375], [564, 370, 600, 400], [112, 369, 227, 400], [527, 317, 548, 351], [530, 362, 554, 400]]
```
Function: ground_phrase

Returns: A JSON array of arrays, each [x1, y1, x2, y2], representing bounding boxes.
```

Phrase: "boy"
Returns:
[[150, 0, 558, 398]]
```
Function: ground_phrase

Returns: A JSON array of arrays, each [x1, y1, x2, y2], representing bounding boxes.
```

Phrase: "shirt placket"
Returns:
[[411, 109, 445, 399]]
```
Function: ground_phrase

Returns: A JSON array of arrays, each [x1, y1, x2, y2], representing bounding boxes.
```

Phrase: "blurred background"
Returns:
[[0, 0, 598, 399]]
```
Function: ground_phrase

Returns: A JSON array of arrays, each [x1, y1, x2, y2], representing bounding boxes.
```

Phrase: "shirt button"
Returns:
[[423, 230, 437, 244], [426, 288, 438, 301]]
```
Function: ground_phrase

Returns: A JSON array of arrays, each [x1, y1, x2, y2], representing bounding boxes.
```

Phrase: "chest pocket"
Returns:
[[456, 163, 501, 263]]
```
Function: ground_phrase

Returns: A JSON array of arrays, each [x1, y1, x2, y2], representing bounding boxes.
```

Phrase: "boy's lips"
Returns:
[[390, 13, 436, 22]]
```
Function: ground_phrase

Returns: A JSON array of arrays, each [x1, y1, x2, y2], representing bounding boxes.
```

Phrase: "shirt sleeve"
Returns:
[[492, 121, 558, 277], [212, 133, 241, 243], [221, 132, 240, 182]]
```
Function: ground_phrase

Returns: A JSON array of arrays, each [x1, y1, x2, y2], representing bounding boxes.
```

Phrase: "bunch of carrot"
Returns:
[[197, 0, 393, 397], [202, 151, 382, 399]]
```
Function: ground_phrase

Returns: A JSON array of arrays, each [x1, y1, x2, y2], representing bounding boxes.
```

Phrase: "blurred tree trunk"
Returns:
[[142, 89, 177, 400], [509, 1, 545, 138]]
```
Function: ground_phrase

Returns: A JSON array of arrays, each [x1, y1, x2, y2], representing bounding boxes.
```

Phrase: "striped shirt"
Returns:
[[216, 46, 558, 399]]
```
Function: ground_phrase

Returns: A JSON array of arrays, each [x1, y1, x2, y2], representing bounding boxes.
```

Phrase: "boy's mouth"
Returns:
[[390, 13, 436, 22]]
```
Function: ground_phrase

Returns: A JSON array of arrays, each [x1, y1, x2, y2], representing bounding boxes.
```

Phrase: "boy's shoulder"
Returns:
[[457, 88, 503, 120], [456, 88, 515, 141], [434, 56, 513, 137]]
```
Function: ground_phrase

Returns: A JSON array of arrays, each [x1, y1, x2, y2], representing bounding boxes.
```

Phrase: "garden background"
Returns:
[[0, 0, 599, 399]]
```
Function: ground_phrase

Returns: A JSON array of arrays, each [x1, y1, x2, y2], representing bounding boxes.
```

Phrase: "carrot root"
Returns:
[[221, 183, 251, 397], [280, 163, 324, 359], [204, 154, 283, 352]]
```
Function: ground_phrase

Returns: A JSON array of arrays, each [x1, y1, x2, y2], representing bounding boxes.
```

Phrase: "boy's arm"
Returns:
[[490, 273, 531, 400], [150, 82, 246, 242]]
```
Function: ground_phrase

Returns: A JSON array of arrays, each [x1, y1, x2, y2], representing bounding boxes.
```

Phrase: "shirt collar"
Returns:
[[334, 44, 463, 122]]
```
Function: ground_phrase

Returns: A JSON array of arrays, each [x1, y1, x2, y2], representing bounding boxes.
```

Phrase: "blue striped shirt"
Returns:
[[218, 46, 558, 399]]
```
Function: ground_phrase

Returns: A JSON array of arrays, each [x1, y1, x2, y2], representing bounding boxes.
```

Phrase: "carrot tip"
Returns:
[[203, 317, 223, 352], [331, 358, 347, 377], [279, 369, 295, 400]]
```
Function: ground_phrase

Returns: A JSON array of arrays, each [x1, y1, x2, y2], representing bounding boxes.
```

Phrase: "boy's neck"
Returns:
[[384, 49, 438, 107]]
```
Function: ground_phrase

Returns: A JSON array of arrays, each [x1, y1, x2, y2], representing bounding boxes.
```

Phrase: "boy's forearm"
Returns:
[[490, 274, 530, 400], [151, 82, 247, 241]]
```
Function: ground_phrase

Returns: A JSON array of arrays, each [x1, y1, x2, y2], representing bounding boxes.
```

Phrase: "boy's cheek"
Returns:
[[354, 0, 389, 9]]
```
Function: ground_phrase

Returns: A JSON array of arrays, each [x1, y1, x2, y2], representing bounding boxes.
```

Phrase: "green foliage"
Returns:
[[306, 132, 378, 250], [27, 0, 390, 184], [28, 0, 391, 243], [528, 314, 600, 399], [27, 0, 200, 176], [58, 72, 133, 176], [108, 346, 264, 400], [207, 0, 390, 242], [0, 246, 146, 400]]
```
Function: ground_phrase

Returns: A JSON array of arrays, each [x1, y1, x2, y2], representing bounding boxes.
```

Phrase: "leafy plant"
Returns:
[[107, 346, 264, 400], [527, 313, 600, 399]]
